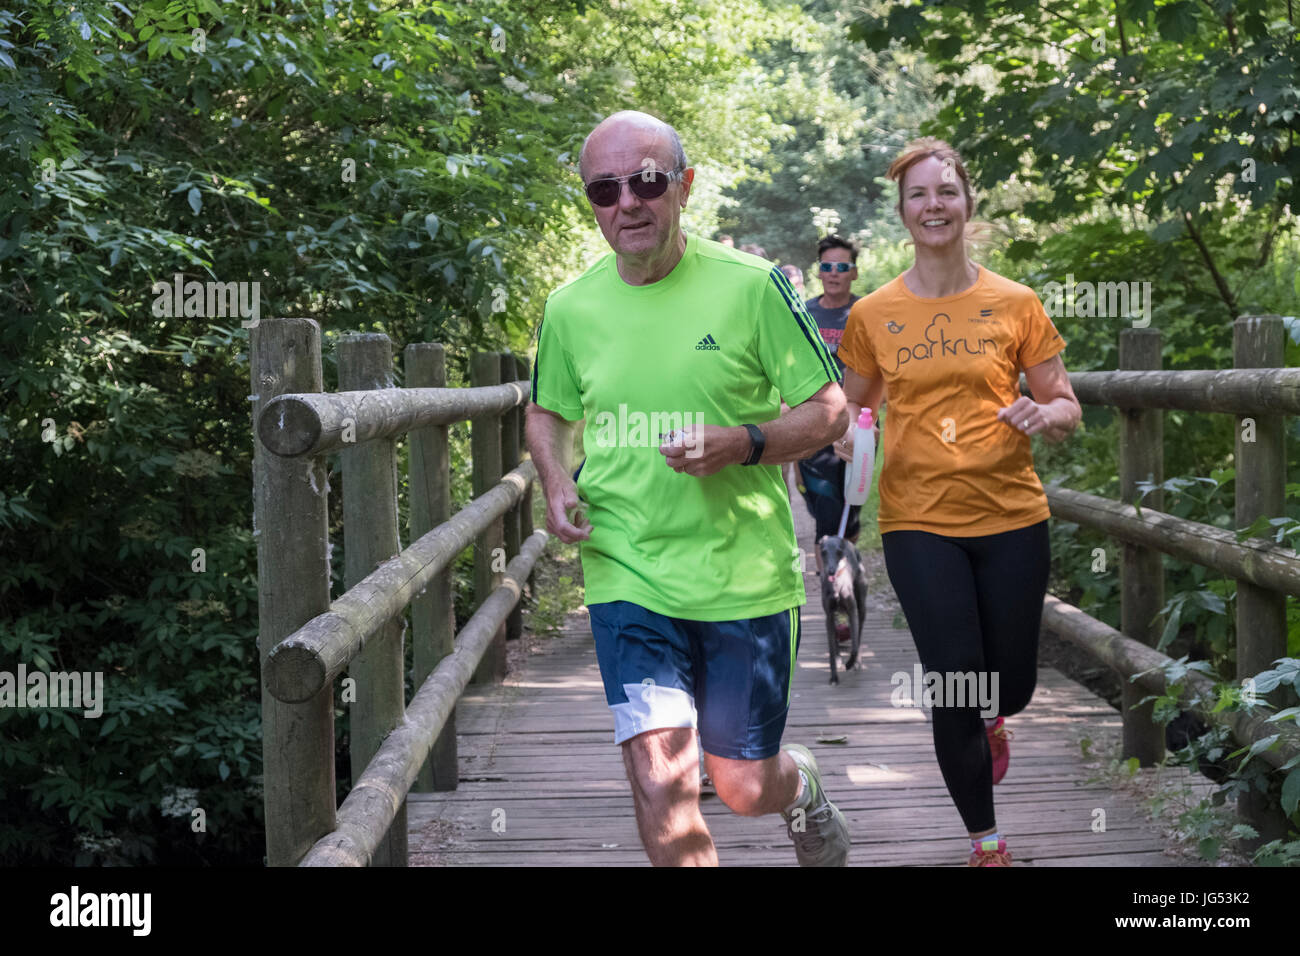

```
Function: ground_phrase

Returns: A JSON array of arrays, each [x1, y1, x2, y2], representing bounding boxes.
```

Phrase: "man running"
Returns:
[[797, 235, 866, 581], [526, 110, 852, 866]]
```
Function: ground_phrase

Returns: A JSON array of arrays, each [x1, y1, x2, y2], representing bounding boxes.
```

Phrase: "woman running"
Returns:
[[835, 137, 1081, 866]]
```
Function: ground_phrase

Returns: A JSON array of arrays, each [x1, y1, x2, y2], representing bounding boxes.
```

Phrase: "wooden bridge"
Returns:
[[251, 318, 1300, 867], [405, 487, 1205, 866]]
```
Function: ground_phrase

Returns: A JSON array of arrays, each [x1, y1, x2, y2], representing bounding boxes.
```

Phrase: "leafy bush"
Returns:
[[0, 0, 821, 863]]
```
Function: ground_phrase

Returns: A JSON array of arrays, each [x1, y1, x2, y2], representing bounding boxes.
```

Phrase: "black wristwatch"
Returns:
[[741, 423, 766, 465]]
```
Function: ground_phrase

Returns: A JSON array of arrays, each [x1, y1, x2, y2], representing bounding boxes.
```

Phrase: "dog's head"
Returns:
[[818, 535, 857, 602]]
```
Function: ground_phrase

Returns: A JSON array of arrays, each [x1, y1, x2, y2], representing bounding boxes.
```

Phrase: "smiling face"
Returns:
[[581, 116, 692, 261], [898, 155, 973, 251]]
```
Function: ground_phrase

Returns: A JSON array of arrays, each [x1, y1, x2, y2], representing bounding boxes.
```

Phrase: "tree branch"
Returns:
[[1179, 206, 1239, 320], [1197, 0, 1238, 52], [1040, 3, 1100, 44], [1228, 200, 1290, 305]]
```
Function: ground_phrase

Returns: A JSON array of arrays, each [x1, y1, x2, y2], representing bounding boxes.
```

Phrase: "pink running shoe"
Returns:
[[986, 717, 1013, 784], [968, 838, 1013, 867]]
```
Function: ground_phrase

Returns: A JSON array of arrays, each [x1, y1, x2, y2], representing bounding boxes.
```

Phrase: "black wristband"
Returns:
[[741, 423, 765, 466]]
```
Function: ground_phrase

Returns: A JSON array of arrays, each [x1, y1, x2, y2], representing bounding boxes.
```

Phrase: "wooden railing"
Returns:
[[1038, 317, 1300, 845], [250, 318, 542, 866]]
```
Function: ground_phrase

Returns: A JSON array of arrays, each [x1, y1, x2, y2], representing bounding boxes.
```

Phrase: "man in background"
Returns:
[[797, 235, 865, 583]]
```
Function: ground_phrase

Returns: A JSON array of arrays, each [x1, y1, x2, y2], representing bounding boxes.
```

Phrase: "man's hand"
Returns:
[[543, 477, 592, 543], [526, 402, 593, 543], [659, 424, 748, 477]]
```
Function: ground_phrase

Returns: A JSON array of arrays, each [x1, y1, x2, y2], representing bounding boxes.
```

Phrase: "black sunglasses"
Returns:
[[819, 262, 853, 273], [584, 168, 684, 207]]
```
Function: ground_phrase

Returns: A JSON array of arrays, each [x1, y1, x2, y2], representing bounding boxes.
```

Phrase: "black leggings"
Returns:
[[881, 521, 1050, 833]]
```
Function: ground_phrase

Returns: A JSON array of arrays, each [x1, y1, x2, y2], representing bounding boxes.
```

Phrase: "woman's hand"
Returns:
[[997, 397, 1074, 443], [833, 421, 881, 462], [1012, 355, 1081, 444], [833, 422, 855, 462], [836, 367, 885, 461]]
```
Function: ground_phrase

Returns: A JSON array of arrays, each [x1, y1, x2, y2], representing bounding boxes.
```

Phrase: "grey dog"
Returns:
[[817, 535, 868, 685]]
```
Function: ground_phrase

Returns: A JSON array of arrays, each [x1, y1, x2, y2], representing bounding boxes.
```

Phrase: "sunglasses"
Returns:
[[819, 262, 854, 273], [584, 168, 684, 207]]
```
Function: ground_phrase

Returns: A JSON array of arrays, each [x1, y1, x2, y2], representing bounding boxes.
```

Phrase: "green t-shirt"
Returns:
[[531, 232, 840, 621]]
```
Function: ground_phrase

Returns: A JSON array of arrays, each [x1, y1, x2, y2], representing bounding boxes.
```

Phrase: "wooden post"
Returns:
[[1234, 316, 1287, 680], [338, 333, 408, 866], [1118, 328, 1165, 765], [516, 355, 535, 590], [1233, 314, 1288, 847], [471, 352, 507, 683], [251, 318, 336, 866], [405, 343, 458, 792], [501, 353, 522, 643]]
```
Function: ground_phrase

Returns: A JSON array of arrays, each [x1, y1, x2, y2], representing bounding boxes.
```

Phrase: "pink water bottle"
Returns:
[[845, 408, 875, 506]]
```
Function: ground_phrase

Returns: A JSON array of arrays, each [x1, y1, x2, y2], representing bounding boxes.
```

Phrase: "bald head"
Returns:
[[579, 110, 688, 180]]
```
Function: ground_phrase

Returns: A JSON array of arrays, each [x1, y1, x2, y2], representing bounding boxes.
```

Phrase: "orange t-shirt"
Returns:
[[838, 266, 1066, 537]]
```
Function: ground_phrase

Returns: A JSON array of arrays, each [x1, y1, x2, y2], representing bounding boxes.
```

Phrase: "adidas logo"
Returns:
[[695, 334, 720, 351]]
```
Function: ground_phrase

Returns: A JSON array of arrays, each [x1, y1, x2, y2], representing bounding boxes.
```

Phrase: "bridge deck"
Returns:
[[409, 482, 1209, 866]]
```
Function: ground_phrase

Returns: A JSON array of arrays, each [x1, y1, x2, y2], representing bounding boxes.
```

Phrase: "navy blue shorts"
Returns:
[[588, 601, 802, 760]]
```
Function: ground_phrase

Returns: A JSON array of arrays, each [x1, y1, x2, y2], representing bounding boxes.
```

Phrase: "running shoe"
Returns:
[[987, 716, 1013, 784], [780, 744, 850, 866], [698, 738, 714, 796], [968, 837, 1013, 866]]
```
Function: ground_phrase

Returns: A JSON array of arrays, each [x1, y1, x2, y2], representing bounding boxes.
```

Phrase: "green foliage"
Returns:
[[0, 0, 802, 863], [1254, 836, 1300, 865], [851, 1, 1298, 244], [719, 0, 938, 271], [847, 0, 1300, 369], [526, 575, 582, 638], [1134, 654, 1300, 863], [1049, 517, 1122, 628]]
